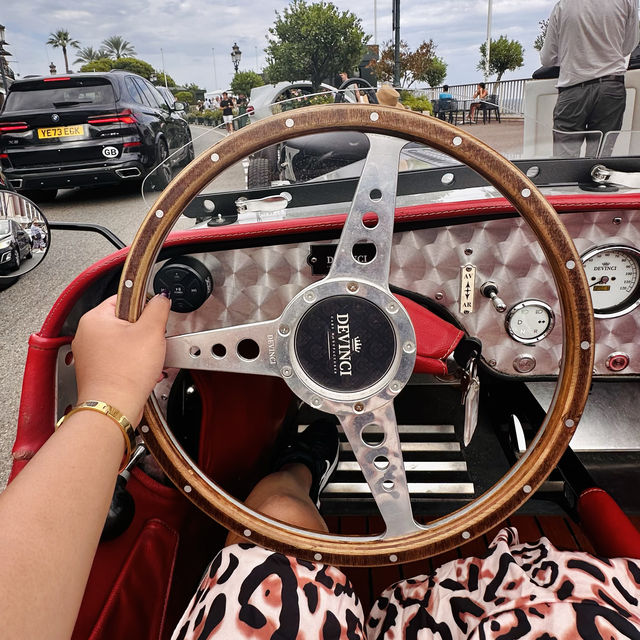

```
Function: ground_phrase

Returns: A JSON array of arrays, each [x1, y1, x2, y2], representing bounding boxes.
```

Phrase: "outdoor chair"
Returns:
[[438, 98, 462, 125], [477, 94, 501, 123]]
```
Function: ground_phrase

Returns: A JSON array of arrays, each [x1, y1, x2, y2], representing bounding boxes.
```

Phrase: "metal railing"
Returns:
[[416, 78, 528, 116]]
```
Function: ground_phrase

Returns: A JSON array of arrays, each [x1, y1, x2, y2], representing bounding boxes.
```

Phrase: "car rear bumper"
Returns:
[[4, 160, 146, 190]]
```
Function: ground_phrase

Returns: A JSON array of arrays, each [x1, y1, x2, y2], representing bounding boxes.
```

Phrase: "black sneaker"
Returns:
[[273, 419, 340, 508]]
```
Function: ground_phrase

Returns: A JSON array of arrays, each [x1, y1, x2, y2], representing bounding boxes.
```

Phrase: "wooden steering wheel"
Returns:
[[116, 104, 594, 567]]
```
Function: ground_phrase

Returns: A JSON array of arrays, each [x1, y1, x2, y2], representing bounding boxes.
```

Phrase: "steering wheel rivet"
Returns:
[[281, 366, 293, 378], [210, 153, 220, 162], [285, 118, 295, 128], [278, 324, 290, 336], [389, 554, 398, 563], [243, 529, 252, 538], [386, 302, 398, 314], [523, 484, 532, 494], [304, 291, 316, 303], [521, 188, 531, 198], [370, 112, 379, 122], [403, 341, 416, 354], [566, 260, 576, 270], [565, 418, 575, 428], [314, 553, 322, 561], [184, 485, 192, 493], [311, 397, 322, 408], [125, 279, 133, 288], [461, 531, 471, 540], [347, 282, 359, 293], [155, 209, 164, 218], [140, 424, 149, 433], [354, 402, 365, 413], [453, 136, 462, 147], [580, 341, 590, 350], [390, 381, 401, 393]]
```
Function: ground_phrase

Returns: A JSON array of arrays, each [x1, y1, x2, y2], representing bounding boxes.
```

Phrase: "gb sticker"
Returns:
[[102, 146, 119, 158]]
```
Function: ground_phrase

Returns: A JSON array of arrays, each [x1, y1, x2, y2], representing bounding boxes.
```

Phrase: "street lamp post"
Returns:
[[231, 42, 242, 74], [0, 25, 12, 95]]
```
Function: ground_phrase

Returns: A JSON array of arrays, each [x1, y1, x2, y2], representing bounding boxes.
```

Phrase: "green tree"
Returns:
[[478, 35, 524, 82], [533, 19, 549, 52], [101, 35, 136, 59], [231, 70, 264, 96], [265, 0, 368, 91], [371, 39, 446, 88], [74, 46, 107, 65], [112, 57, 155, 79], [154, 71, 177, 88], [46, 29, 80, 73], [80, 58, 113, 73], [174, 90, 194, 104]]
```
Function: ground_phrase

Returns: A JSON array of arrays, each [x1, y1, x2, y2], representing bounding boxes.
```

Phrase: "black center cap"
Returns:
[[295, 295, 397, 392]]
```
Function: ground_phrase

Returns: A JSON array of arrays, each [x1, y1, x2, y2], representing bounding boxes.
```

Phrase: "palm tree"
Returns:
[[74, 45, 108, 65], [101, 35, 136, 60], [46, 29, 80, 73]]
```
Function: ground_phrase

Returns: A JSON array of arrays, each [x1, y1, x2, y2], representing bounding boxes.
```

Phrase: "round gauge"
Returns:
[[505, 300, 555, 344], [581, 245, 640, 318]]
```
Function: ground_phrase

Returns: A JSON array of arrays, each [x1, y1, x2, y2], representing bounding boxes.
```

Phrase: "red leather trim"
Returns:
[[577, 487, 640, 558], [396, 295, 464, 374]]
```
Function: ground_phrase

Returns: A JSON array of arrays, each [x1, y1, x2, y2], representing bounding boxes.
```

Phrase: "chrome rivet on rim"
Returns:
[[462, 531, 471, 540], [141, 424, 149, 433], [311, 397, 322, 407], [581, 341, 590, 350], [389, 554, 398, 563], [403, 341, 415, 353], [281, 366, 292, 377], [184, 485, 192, 493], [521, 188, 531, 198], [243, 529, 252, 537], [565, 418, 575, 428], [304, 291, 316, 303], [566, 260, 576, 270], [390, 381, 401, 393], [285, 118, 294, 128], [386, 302, 398, 313], [279, 324, 290, 336], [314, 553, 322, 561], [370, 112, 379, 122], [523, 484, 532, 494], [453, 136, 462, 146], [125, 279, 133, 288], [347, 282, 359, 293], [210, 153, 219, 162], [155, 209, 164, 218]]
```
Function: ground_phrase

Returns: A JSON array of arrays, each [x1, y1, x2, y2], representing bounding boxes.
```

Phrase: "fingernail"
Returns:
[[159, 288, 171, 299]]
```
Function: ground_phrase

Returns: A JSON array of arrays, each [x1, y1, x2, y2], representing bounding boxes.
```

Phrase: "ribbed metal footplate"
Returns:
[[303, 423, 475, 504]]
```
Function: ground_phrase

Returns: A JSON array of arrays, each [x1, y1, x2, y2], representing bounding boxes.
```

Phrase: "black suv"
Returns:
[[0, 218, 32, 273], [0, 71, 193, 200]]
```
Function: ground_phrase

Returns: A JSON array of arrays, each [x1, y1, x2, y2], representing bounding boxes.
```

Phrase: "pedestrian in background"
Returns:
[[219, 92, 235, 134], [541, 0, 639, 157]]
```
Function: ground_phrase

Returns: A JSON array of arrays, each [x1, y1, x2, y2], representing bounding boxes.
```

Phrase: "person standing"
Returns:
[[541, 0, 638, 157], [219, 91, 235, 134]]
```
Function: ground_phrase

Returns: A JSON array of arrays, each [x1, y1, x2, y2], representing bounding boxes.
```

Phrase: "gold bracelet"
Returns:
[[56, 401, 136, 473]]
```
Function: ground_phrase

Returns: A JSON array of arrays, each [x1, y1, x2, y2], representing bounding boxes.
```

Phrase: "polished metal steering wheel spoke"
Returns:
[[327, 134, 406, 286], [338, 402, 421, 538], [164, 318, 282, 376]]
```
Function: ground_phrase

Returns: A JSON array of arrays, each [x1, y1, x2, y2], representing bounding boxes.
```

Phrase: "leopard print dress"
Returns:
[[171, 527, 640, 639]]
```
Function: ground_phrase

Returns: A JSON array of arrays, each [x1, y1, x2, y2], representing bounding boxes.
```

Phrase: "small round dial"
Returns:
[[581, 246, 640, 318], [505, 300, 555, 344]]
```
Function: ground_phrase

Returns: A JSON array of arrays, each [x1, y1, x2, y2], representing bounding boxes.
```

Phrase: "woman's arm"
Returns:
[[0, 294, 170, 640]]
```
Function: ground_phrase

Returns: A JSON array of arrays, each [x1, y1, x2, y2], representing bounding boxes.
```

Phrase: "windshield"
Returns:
[[4, 78, 116, 111], [0, 220, 9, 234]]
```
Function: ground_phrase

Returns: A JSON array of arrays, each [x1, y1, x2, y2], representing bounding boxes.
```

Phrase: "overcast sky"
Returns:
[[3, 0, 557, 91]]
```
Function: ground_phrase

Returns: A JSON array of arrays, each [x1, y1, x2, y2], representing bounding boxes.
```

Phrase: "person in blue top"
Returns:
[[439, 84, 453, 99]]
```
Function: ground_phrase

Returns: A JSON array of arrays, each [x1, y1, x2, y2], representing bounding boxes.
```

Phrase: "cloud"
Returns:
[[4, 0, 557, 89]]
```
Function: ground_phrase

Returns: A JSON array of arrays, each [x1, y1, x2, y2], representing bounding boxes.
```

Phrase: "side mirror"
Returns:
[[173, 101, 187, 112], [0, 191, 50, 280]]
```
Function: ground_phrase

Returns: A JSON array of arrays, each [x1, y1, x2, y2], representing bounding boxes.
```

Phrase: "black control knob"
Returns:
[[153, 256, 213, 313], [480, 281, 507, 313]]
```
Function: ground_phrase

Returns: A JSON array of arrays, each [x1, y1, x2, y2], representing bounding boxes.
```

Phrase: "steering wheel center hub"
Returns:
[[294, 295, 396, 392]]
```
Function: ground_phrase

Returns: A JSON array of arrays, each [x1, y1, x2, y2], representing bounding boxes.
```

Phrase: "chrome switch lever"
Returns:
[[460, 355, 480, 447], [480, 281, 507, 313]]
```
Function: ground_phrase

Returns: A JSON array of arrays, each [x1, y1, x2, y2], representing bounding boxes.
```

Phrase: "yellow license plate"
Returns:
[[37, 125, 84, 139]]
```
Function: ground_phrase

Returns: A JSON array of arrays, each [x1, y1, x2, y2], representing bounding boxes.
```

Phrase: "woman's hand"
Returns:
[[72, 294, 171, 425]]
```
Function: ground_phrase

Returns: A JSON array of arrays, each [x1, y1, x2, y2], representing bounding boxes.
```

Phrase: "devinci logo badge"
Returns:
[[331, 313, 363, 376]]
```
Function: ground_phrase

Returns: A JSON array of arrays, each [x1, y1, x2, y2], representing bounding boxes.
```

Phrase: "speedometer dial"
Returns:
[[581, 245, 640, 318]]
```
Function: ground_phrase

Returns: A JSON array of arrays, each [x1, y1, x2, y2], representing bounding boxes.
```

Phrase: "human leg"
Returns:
[[589, 81, 626, 157], [552, 85, 590, 157]]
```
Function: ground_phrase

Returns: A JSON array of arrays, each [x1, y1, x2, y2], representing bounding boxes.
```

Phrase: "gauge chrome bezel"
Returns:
[[580, 244, 640, 319], [505, 299, 555, 344]]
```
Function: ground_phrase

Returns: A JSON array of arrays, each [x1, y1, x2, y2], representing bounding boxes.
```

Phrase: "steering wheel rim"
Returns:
[[334, 77, 379, 103], [117, 104, 594, 566]]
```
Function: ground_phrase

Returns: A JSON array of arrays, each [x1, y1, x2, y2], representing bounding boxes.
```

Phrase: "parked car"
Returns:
[[0, 217, 32, 273], [155, 85, 187, 117], [0, 70, 193, 201]]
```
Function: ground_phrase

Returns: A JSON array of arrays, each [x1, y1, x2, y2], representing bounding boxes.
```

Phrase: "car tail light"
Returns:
[[44, 76, 71, 82], [0, 122, 29, 134], [247, 105, 255, 114], [88, 109, 137, 125], [123, 141, 142, 148]]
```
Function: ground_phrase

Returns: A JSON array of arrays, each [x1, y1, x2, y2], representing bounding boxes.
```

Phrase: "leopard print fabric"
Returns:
[[172, 528, 640, 639]]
